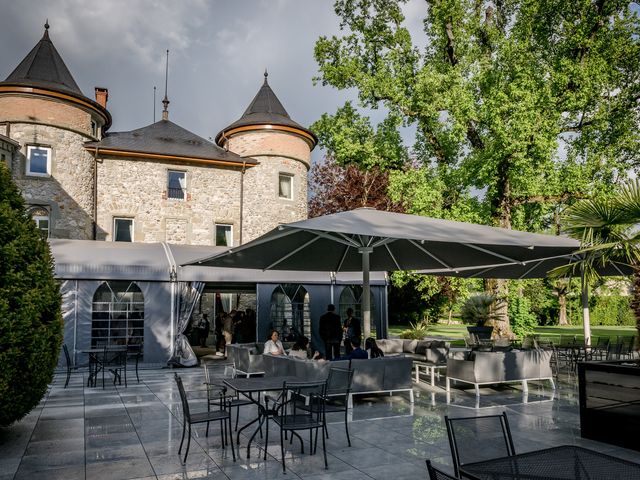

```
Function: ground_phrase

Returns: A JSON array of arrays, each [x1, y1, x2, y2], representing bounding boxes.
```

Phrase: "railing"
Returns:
[[167, 187, 186, 200]]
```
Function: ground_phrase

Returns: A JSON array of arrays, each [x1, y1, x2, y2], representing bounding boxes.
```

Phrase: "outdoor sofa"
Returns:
[[261, 354, 414, 407], [224, 342, 295, 377], [445, 349, 555, 396], [375, 338, 450, 385]]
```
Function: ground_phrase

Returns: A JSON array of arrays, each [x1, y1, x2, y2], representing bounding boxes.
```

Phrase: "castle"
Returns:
[[0, 23, 316, 246]]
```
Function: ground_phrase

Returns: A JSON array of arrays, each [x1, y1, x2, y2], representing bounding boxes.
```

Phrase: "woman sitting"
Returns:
[[365, 337, 384, 358], [264, 329, 285, 355], [288, 336, 310, 359]]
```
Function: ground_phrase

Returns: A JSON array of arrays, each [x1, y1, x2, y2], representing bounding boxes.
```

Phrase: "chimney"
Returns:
[[94, 87, 109, 108]]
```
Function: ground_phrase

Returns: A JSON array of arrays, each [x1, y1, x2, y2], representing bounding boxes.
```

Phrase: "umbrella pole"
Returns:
[[581, 267, 592, 346], [360, 247, 373, 340]]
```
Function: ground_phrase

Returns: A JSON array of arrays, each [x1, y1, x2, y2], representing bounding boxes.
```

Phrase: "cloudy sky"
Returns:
[[0, 0, 424, 163]]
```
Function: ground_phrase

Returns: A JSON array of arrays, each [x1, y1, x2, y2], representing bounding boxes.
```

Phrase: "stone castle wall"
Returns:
[[9, 122, 96, 239], [225, 130, 310, 242], [96, 156, 243, 244]]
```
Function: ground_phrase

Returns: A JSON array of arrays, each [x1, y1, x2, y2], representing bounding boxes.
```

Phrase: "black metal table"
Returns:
[[460, 445, 640, 480], [81, 347, 127, 388], [223, 376, 300, 457]]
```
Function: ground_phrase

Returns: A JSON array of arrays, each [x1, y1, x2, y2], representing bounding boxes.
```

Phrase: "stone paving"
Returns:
[[1, 366, 639, 480]]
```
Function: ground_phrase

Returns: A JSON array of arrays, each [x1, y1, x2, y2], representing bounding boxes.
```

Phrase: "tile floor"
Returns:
[[1, 366, 639, 480]]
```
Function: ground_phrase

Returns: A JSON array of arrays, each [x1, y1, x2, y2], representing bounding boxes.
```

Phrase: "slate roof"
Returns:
[[216, 72, 316, 145], [85, 120, 256, 165], [1, 24, 83, 97]]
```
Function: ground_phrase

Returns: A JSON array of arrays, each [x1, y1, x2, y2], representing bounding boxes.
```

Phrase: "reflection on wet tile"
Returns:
[[2, 367, 640, 480]]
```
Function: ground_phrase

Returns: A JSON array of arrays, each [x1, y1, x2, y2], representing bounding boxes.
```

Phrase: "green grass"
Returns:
[[389, 323, 637, 340]]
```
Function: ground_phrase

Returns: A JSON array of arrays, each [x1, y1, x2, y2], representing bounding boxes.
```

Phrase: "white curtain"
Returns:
[[169, 281, 204, 367], [224, 227, 232, 247], [220, 293, 233, 313], [279, 175, 292, 198], [178, 173, 186, 190]]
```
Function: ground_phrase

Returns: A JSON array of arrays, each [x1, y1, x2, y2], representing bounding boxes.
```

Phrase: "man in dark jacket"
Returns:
[[318, 304, 342, 360]]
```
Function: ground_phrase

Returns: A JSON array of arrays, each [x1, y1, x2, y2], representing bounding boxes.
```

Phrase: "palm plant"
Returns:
[[556, 180, 640, 342]]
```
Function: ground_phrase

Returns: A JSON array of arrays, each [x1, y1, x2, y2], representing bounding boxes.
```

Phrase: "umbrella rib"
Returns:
[[384, 244, 402, 270], [372, 237, 396, 248], [409, 240, 452, 270], [463, 243, 523, 264], [336, 244, 350, 272], [518, 260, 545, 279], [264, 236, 321, 270], [305, 230, 361, 248]]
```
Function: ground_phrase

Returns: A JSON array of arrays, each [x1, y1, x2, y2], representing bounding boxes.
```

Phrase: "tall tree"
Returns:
[[314, 0, 640, 335]]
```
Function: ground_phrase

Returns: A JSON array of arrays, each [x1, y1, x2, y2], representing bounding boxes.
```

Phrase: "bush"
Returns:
[[591, 295, 635, 326], [0, 163, 62, 427], [399, 319, 430, 339], [508, 295, 538, 338], [460, 293, 495, 326]]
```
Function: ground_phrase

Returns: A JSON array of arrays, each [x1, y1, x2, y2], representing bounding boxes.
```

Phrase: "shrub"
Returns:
[[591, 295, 635, 326], [0, 163, 62, 427], [460, 293, 495, 326], [399, 319, 430, 339]]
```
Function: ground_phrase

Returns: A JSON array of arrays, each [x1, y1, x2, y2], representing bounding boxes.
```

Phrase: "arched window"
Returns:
[[339, 285, 374, 324], [92, 281, 144, 348], [28, 205, 50, 238], [269, 284, 310, 339]]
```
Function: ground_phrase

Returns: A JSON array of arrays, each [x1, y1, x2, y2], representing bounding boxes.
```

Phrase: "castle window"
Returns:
[[91, 120, 99, 138], [26, 145, 51, 176], [278, 173, 293, 200], [168, 170, 186, 200], [215, 224, 233, 247], [28, 206, 50, 238], [113, 217, 133, 242]]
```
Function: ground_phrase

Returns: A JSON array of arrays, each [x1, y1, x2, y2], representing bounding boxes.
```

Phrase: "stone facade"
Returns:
[[223, 130, 311, 242], [96, 156, 244, 245]]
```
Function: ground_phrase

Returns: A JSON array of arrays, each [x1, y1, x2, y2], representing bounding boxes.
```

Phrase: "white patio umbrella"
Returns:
[[188, 208, 584, 339]]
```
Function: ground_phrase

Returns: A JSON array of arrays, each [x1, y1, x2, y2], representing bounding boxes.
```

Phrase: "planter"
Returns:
[[466, 326, 493, 340], [578, 360, 640, 452]]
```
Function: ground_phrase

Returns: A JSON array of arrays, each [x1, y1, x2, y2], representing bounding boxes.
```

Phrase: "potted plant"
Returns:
[[461, 293, 495, 340]]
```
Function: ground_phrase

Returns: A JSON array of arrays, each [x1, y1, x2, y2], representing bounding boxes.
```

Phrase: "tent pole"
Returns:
[[581, 266, 591, 346], [360, 247, 373, 340]]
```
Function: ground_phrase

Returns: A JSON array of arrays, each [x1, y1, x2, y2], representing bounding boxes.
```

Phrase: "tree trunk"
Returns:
[[487, 159, 514, 339], [558, 292, 568, 326]]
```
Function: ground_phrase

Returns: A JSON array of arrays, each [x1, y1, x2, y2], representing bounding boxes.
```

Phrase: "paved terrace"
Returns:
[[1, 367, 639, 480]]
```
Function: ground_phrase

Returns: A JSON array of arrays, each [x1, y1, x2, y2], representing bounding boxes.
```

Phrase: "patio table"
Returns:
[[459, 445, 640, 480], [81, 346, 127, 388], [223, 375, 300, 457]]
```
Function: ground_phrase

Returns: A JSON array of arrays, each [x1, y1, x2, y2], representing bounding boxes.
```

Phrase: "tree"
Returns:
[[0, 163, 63, 426], [308, 157, 404, 218], [314, 0, 640, 335], [557, 180, 640, 341]]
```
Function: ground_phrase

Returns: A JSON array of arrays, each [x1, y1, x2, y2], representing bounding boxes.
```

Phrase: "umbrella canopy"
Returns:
[[188, 208, 583, 339]]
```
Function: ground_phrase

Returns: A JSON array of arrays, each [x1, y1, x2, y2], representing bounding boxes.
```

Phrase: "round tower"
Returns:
[[215, 71, 316, 243], [0, 23, 111, 239]]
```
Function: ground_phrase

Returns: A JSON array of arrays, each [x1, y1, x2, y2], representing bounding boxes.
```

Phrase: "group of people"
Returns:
[[191, 308, 256, 350], [263, 303, 385, 361]]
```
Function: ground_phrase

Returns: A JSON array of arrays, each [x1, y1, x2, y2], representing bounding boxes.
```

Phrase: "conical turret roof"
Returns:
[[216, 71, 316, 147], [2, 22, 83, 96]]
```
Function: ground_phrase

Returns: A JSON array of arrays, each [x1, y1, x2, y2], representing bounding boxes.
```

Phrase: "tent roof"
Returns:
[[49, 239, 384, 284]]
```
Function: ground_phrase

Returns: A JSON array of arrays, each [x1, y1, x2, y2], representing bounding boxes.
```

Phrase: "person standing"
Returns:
[[319, 304, 342, 360], [223, 310, 235, 353], [342, 307, 361, 355], [199, 313, 210, 347]]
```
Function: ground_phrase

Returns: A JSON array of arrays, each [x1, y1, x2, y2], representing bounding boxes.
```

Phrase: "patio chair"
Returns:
[[445, 412, 515, 478], [203, 361, 253, 432], [269, 379, 328, 473], [299, 366, 354, 446], [63, 343, 83, 388], [174, 373, 235, 463], [426, 460, 459, 480], [125, 343, 142, 384]]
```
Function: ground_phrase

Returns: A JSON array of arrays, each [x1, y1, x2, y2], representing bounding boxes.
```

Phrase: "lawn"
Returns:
[[388, 323, 637, 341]]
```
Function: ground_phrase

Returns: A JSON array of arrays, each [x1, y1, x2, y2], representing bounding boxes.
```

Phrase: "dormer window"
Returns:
[[26, 145, 51, 177]]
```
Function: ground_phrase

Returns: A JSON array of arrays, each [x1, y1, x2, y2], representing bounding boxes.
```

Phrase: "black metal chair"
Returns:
[[174, 373, 235, 463], [445, 412, 515, 478], [426, 460, 459, 480], [125, 343, 142, 385], [269, 379, 328, 473], [202, 361, 253, 432], [299, 366, 354, 446], [62, 344, 81, 388]]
